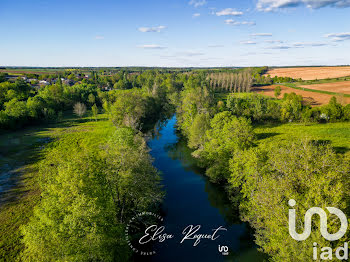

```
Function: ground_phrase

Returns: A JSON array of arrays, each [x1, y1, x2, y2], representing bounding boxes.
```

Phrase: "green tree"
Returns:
[[4, 98, 28, 119], [91, 104, 98, 121], [229, 140, 350, 262], [274, 85, 281, 98], [88, 93, 96, 106], [109, 90, 146, 129], [198, 111, 255, 182], [280, 92, 303, 122]]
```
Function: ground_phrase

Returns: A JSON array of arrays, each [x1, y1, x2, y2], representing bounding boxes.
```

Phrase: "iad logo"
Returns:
[[288, 199, 348, 241], [218, 245, 229, 256]]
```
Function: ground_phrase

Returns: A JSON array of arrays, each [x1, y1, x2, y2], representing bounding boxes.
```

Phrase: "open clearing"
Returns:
[[255, 121, 350, 154], [266, 67, 350, 80], [253, 85, 350, 106], [300, 81, 350, 95]]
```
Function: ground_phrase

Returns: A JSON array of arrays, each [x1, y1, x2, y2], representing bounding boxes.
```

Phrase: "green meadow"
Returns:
[[255, 121, 350, 153], [0, 113, 111, 260]]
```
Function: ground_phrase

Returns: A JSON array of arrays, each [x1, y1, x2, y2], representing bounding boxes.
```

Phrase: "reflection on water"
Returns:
[[137, 116, 266, 262]]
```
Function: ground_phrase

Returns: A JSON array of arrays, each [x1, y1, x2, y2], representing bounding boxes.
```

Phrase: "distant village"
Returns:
[[2, 71, 113, 91]]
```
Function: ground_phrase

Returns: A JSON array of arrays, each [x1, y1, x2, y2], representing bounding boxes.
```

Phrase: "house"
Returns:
[[39, 80, 50, 86]]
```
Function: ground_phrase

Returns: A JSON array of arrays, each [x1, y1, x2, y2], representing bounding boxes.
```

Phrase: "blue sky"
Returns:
[[1, 0, 350, 67]]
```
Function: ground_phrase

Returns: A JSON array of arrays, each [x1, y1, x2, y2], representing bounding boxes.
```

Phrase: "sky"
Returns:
[[0, 0, 350, 67]]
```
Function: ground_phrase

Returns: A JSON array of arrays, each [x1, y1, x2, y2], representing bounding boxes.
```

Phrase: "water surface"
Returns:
[[144, 116, 265, 262]]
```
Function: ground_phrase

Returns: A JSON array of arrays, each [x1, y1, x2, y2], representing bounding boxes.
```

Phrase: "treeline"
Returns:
[[21, 123, 163, 261], [18, 77, 181, 261], [226, 93, 350, 123], [0, 79, 99, 129], [208, 71, 253, 93], [205, 67, 296, 93], [18, 68, 182, 260], [0, 70, 184, 130], [176, 83, 350, 261]]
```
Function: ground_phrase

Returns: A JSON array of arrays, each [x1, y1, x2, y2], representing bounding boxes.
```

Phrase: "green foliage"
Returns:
[[280, 92, 304, 122], [320, 96, 343, 122], [109, 89, 148, 129], [227, 93, 281, 122], [0, 72, 8, 82], [21, 120, 163, 261], [344, 104, 350, 120], [274, 85, 281, 98], [188, 113, 211, 149], [195, 111, 255, 183], [91, 104, 98, 120], [177, 82, 215, 137], [229, 140, 350, 261], [4, 98, 28, 119]]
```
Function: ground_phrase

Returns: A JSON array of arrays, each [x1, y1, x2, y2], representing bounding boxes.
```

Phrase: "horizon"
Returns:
[[1, 0, 350, 67]]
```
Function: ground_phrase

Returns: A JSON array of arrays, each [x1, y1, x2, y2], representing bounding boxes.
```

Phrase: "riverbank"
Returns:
[[146, 116, 265, 261], [0, 114, 109, 260]]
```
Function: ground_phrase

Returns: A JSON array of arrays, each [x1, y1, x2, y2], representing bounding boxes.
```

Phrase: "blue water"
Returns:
[[144, 116, 265, 262]]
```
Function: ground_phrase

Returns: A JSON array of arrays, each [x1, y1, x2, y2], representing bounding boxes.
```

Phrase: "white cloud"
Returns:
[[266, 42, 329, 49], [240, 41, 257, 45], [189, 0, 206, 8], [193, 13, 201, 17], [95, 35, 104, 40], [208, 44, 224, 48], [225, 19, 256, 26], [257, 0, 350, 12], [138, 44, 167, 49], [216, 8, 243, 16], [251, 33, 273, 37], [265, 40, 283, 43], [177, 51, 205, 57], [292, 42, 328, 47], [324, 32, 350, 41], [138, 26, 166, 33]]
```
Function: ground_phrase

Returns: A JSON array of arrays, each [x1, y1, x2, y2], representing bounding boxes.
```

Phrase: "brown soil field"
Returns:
[[253, 85, 350, 106], [265, 67, 350, 80], [300, 81, 350, 94]]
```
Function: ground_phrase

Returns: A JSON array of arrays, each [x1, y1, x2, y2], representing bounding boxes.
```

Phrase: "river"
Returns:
[[142, 116, 265, 262]]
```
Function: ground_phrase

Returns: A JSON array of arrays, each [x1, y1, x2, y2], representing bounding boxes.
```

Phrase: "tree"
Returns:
[[197, 111, 255, 183], [274, 85, 281, 98], [109, 90, 146, 129], [91, 104, 98, 121], [280, 92, 303, 122], [321, 96, 343, 122], [73, 102, 86, 118], [188, 113, 210, 151], [343, 104, 350, 120], [4, 98, 28, 119], [88, 93, 96, 106], [229, 139, 350, 261]]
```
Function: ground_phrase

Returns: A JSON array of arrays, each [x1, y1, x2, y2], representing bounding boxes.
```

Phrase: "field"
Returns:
[[300, 81, 350, 95], [255, 121, 350, 153], [252, 85, 350, 105], [0, 113, 110, 260], [266, 67, 350, 80], [0, 68, 64, 75]]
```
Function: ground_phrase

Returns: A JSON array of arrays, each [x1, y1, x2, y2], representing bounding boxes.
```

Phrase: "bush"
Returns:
[[344, 104, 350, 120]]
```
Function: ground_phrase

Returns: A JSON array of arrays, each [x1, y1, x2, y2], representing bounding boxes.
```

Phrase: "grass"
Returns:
[[254, 121, 350, 153], [283, 83, 350, 98], [0, 112, 110, 261], [294, 76, 350, 85]]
